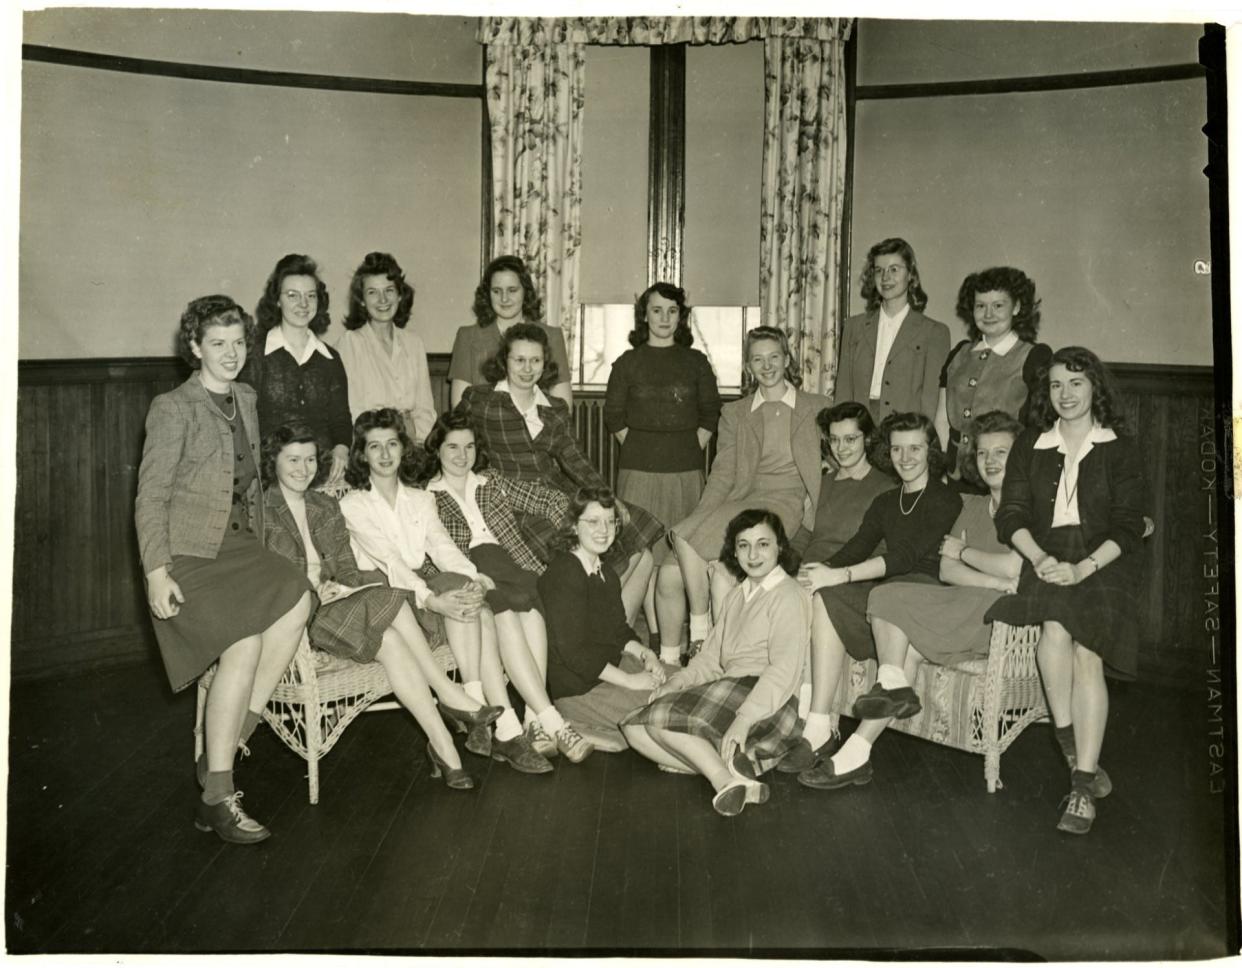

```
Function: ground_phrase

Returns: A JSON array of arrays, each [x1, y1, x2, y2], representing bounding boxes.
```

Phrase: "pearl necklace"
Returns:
[[898, 485, 925, 516], [201, 379, 237, 422]]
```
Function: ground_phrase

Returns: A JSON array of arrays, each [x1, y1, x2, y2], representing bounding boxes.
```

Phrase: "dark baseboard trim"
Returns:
[[855, 62, 1204, 101], [23, 44, 484, 100]]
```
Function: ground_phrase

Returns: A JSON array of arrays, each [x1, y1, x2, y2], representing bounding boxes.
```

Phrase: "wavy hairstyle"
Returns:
[[960, 409, 1024, 490], [954, 267, 1041, 343], [872, 411, 948, 482], [343, 251, 416, 330], [718, 508, 796, 583], [255, 253, 332, 335], [1027, 346, 1129, 433], [177, 294, 256, 369], [344, 407, 423, 490], [630, 282, 694, 347], [816, 400, 881, 465], [472, 255, 542, 328], [416, 410, 488, 485], [742, 325, 802, 391], [552, 486, 622, 552], [480, 321, 561, 388], [858, 237, 929, 313], [260, 423, 327, 490]]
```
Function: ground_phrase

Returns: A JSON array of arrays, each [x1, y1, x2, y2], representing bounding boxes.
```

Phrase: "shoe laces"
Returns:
[[237, 740, 252, 759], [529, 719, 552, 742], [556, 722, 585, 745], [222, 791, 265, 831], [1062, 789, 1094, 818]]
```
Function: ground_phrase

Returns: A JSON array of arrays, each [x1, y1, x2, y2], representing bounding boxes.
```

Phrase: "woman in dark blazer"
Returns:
[[987, 346, 1147, 836], [260, 423, 502, 790], [656, 326, 830, 656], [135, 295, 312, 845], [834, 237, 950, 424]]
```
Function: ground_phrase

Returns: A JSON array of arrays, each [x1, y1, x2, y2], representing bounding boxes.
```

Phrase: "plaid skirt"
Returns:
[[309, 569, 407, 664], [621, 675, 802, 776], [985, 526, 1142, 680]]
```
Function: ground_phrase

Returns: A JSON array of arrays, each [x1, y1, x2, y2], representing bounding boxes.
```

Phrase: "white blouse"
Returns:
[[334, 323, 437, 442]]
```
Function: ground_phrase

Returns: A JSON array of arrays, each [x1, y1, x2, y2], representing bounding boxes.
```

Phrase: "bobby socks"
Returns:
[[659, 645, 682, 664], [803, 711, 836, 752], [831, 734, 872, 773], [877, 664, 908, 690], [494, 708, 523, 742], [463, 680, 486, 705], [202, 770, 234, 805], [537, 706, 566, 735], [688, 612, 712, 642]]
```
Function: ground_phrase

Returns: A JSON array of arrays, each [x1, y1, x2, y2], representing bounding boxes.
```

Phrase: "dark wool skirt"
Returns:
[[153, 529, 311, 693], [308, 569, 407, 664], [985, 527, 1143, 680], [468, 543, 541, 614], [621, 675, 802, 776], [816, 572, 941, 661]]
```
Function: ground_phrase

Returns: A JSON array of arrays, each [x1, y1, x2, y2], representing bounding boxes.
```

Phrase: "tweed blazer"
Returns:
[[995, 426, 1147, 556], [457, 385, 605, 493], [834, 308, 951, 422], [696, 387, 832, 529], [135, 376, 265, 575], [262, 486, 364, 586], [427, 472, 569, 575]]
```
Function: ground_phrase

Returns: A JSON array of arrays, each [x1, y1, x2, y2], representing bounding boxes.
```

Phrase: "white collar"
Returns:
[[878, 302, 911, 327], [974, 330, 1020, 356], [741, 565, 787, 600], [1034, 420, 1118, 452], [265, 325, 333, 361], [571, 547, 604, 577], [749, 382, 798, 412], [495, 379, 551, 411], [425, 470, 486, 495]]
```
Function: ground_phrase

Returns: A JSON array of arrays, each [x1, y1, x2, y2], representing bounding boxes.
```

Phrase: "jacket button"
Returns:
[[968, 378, 978, 387], [962, 408, 971, 417]]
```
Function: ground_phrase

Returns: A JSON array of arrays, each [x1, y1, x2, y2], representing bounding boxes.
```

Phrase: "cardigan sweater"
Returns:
[[238, 337, 352, 451]]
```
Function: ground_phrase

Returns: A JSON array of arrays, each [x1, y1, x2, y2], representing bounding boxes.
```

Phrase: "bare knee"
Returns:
[[1073, 643, 1104, 678], [657, 561, 684, 595]]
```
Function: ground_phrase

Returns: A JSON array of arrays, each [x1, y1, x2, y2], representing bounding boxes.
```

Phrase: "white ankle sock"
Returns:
[[537, 706, 566, 734], [495, 708, 522, 741], [463, 680, 485, 704], [689, 612, 711, 641], [522, 706, 537, 728], [877, 664, 908, 690], [660, 645, 682, 664], [831, 734, 872, 773], [803, 711, 834, 751]]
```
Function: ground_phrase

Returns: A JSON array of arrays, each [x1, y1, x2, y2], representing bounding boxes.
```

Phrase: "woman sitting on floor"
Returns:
[[419, 411, 593, 767], [622, 509, 812, 818], [540, 488, 673, 753], [656, 326, 830, 658], [798, 411, 1024, 790], [792, 411, 962, 786], [337, 408, 541, 775], [260, 423, 502, 790], [985, 346, 1146, 835], [456, 323, 664, 623], [135, 294, 312, 845]]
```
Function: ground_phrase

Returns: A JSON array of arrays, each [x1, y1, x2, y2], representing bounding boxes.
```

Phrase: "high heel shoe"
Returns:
[[440, 702, 504, 733], [426, 742, 475, 790]]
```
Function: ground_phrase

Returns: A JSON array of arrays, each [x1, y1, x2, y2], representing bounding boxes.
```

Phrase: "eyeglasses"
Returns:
[[829, 434, 864, 448], [872, 265, 907, 279], [580, 516, 617, 530]]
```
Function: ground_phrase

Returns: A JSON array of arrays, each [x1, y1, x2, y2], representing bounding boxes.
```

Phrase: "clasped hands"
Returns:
[[427, 575, 496, 621]]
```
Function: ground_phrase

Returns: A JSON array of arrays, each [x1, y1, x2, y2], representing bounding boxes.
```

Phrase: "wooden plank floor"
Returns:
[[6, 658, 1238, 958]]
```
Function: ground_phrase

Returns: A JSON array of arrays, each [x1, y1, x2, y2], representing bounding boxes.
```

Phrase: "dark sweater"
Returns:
[[239, 342, 353, 450], [829, 477, 963, 579], [603, 344, 721, 472], [540, 550, 638, 699]]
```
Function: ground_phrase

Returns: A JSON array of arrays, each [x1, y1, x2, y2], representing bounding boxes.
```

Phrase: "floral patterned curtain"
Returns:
[[480, 17, 852, 380], [482, 21, 586, 355], [759, 23, 851, 397]]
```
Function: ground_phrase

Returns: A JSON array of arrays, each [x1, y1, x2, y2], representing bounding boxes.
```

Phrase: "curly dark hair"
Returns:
[[1027, 346, 1129, 433], [959, 410, 1024, 490], [344, 408, 423, 490], [858, 237, 929, 313], [480, 322, 562, 388], [630, 282, 694, 348], [553, 486, 622, 552], [873, 411, 949, 482], [343, 252, 416, 331], [472, 255, 542, 328], [742, 325, 802, 391], [719, 508, 796, 583], [954, 267, 1041, 343], [816, 401, 880, 464], [260, 423, 327, 490], [256, 253, 331, 335], [177, 294, 256, 369], [417, 410, 489, 485]]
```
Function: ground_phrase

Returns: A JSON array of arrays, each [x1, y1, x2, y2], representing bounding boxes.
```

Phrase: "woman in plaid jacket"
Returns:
[[261, 423, 502, 790], [420, 412, 593, 765], [456, 324, 665, 625]]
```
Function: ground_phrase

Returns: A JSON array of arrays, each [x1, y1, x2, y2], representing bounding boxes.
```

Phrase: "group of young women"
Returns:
[[136, 239, 1145, 844]]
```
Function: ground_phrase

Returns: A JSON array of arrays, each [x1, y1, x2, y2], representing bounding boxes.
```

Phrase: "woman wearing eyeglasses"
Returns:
[[834, 237, 950, 425]]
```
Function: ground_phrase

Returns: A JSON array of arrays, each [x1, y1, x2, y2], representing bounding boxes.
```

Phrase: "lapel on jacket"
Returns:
[[886, 309, 926, 363], [263, 486, 308, 569]]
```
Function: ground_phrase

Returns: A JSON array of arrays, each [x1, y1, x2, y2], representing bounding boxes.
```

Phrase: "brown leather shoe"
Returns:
[[491, 733, 554, 774], [194, 791, 271, 844]]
